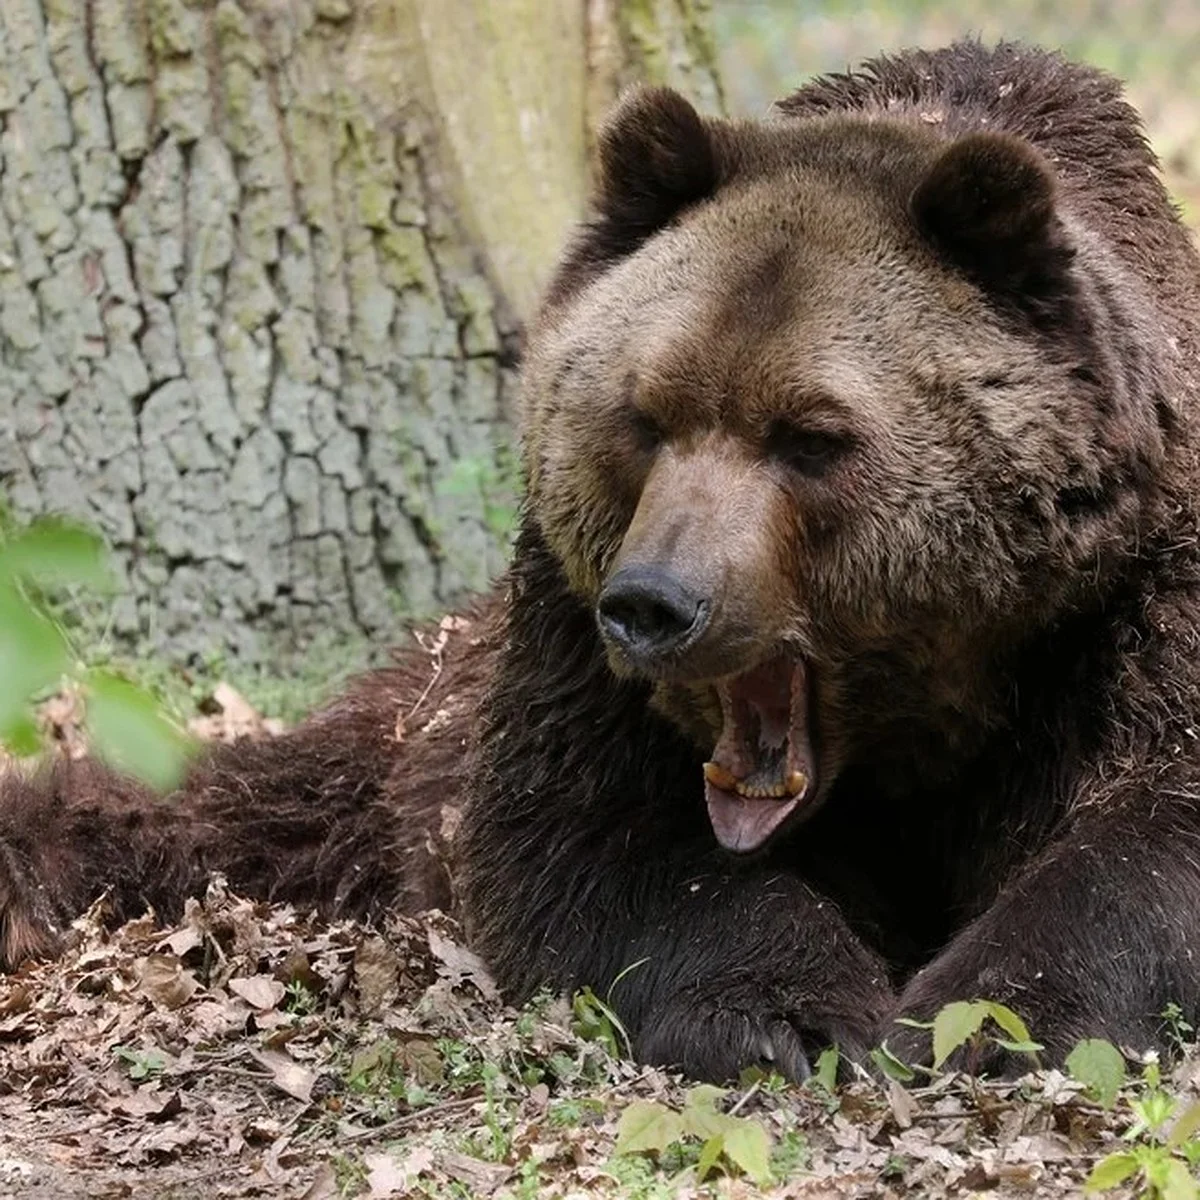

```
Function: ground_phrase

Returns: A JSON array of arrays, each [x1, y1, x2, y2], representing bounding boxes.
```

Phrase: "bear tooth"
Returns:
[[785, 770, 807, 797], [703, 761, 738, 791]]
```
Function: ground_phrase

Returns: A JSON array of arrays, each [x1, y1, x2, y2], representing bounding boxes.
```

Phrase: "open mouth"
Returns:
[[702, 654, 816, 853]]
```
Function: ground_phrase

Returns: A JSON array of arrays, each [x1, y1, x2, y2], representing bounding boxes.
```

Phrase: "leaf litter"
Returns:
[[2, 880, 1195, 1198]]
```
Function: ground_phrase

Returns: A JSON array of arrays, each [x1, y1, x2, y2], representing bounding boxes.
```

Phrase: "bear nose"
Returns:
[[597, 565, 710, 661]]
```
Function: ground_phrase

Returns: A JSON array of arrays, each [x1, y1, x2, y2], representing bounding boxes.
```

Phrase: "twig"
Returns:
[[728, 1080, 761, 1116], [341, 1095, 479, 1143]]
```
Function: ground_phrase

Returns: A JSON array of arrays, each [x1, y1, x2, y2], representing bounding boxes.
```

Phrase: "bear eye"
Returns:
[[630, 409, 664, 452], [766, 422, 850, 476]]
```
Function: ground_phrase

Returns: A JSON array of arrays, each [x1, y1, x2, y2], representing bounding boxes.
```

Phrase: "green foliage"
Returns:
[[113, 1045, 168, 1081], [614, 1084, 773, 1186], [1162, 1003, 1197, 1056], [871, 1040, 917, 1083], [0, 518, 190, 790], [894, 999, 1042, 1074], [283, 980, 320, 1016], [1083, 1054, 1200, 1199], [571, 985, 632, 1060], [87, 671, 192, 791], [769, 1128, 811, 1178], [813, 1045, 840, 1094], [1067, 1039, 1128, 1108]]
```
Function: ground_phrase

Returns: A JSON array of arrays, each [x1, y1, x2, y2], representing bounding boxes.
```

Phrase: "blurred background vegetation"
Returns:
[[712, 0, 1200, 221]]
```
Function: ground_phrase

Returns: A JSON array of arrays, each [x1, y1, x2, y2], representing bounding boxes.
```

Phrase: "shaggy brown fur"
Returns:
[[0, 597, 499, 970], [6, 41, 1200, 1084]]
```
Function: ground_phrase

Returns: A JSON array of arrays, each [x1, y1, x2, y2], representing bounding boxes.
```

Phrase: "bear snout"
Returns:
[[596, 563, 712, 666]]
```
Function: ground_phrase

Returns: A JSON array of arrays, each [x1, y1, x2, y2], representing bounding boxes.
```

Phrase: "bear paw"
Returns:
[[635, 994, 875, 1084]]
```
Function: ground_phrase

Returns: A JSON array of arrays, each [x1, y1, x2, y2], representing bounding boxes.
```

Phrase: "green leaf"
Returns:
[[680, 1085, 730, 1140], [571, 986, 630, 1058], [86, 672, 191, 791], [0, 519, 108, 589], [994, 1038, 1044, 1054], [614, 1101, 684, 1155], [814, 1046, 839, 1093], [1169, 1101, 1200, 1149], [1083, 1152, 1140, 1191], [932, 1001, 989, 1069], [1161, 1157, 1200, 1200], [981, 1001, 1035, 1047], [1066, 1039, 1127, 1109], [0, 583, 68, 741], [722, 1118, 772, 1185], [2, 716, 41, 757], [695, 1134, 724, 1181], [683, 1084, 728, 1112], [871, 1042, 916, 1083]]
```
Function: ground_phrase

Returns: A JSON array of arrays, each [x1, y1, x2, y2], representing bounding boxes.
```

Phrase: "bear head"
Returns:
[[518, 86, 1173, 854]]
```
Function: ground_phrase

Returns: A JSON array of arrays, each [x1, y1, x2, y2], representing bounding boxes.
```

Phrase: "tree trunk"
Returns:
[[0, 0, 722, 667]]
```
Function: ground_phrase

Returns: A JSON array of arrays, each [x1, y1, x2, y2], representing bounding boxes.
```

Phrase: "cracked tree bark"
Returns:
[[0, 0, 722, 665]]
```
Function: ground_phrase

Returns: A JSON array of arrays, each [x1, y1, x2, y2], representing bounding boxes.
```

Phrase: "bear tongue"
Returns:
[[703, 655, 814, 854]]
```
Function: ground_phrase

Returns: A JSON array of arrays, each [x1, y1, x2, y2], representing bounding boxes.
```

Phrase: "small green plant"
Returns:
[[894, 998, 1043, 1074], [113, 1045, 168, 1080], [344, 1036, 441, 1113], [571, 986, 630, 1061], [437, 1036, 489, 1089], [1084, 1055, 1200, 1199], [812, 1045, 840, 1094], [769, 1128, 811, 1179], [871, 1039, 917, 1083], [458, 1062, 519, 1164], [1162, 1003, 1196, 1056], [614, 1083, 773, 1186], [0, 517, 190, 789], [547, 1097, 604, 1127], [283, 979, 319, 1016]]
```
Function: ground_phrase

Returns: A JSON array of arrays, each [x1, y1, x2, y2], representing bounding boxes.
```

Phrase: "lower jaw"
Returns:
[[704, 780, 806, 854]]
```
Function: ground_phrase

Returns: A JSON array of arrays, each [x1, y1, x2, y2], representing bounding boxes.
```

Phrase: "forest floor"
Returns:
[[1, 880, 1197, 1200]]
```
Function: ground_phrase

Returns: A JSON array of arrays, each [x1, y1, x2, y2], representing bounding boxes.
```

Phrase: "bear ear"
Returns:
[[910, 132, 1075, 301], [592, 85, 719, 252]]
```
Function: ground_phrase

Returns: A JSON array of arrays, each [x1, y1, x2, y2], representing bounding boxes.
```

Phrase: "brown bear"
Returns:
[[5, 40, 1200, 1084]]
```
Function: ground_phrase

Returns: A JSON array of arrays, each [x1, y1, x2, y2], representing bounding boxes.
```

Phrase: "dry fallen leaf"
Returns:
[[229, 976, 286, 1011], [250, 1049, 316, 1103], [353, 936, 400, 1015], [440, 1150, 513, 1195], [188, 682, 285, 742], [105, 1087, 184, 1121], [298, 1162, 340, 1200], [38, 685, 88, 759], [427, 928, 500, 1002], [137, 955, 200, 1009], [364, 1148, 433, 1196], [888, 1078, 914, 1129]]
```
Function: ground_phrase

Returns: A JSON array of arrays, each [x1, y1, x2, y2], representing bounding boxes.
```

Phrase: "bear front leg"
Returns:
[[462, 797, 893, 1082], [889, 800, 1200, 1074], [620, 869, 894, 1081]]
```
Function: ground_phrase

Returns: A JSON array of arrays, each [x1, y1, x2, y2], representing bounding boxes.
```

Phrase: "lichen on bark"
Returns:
[[0, 0, 722, 667], [0, 0, 520, 664]]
